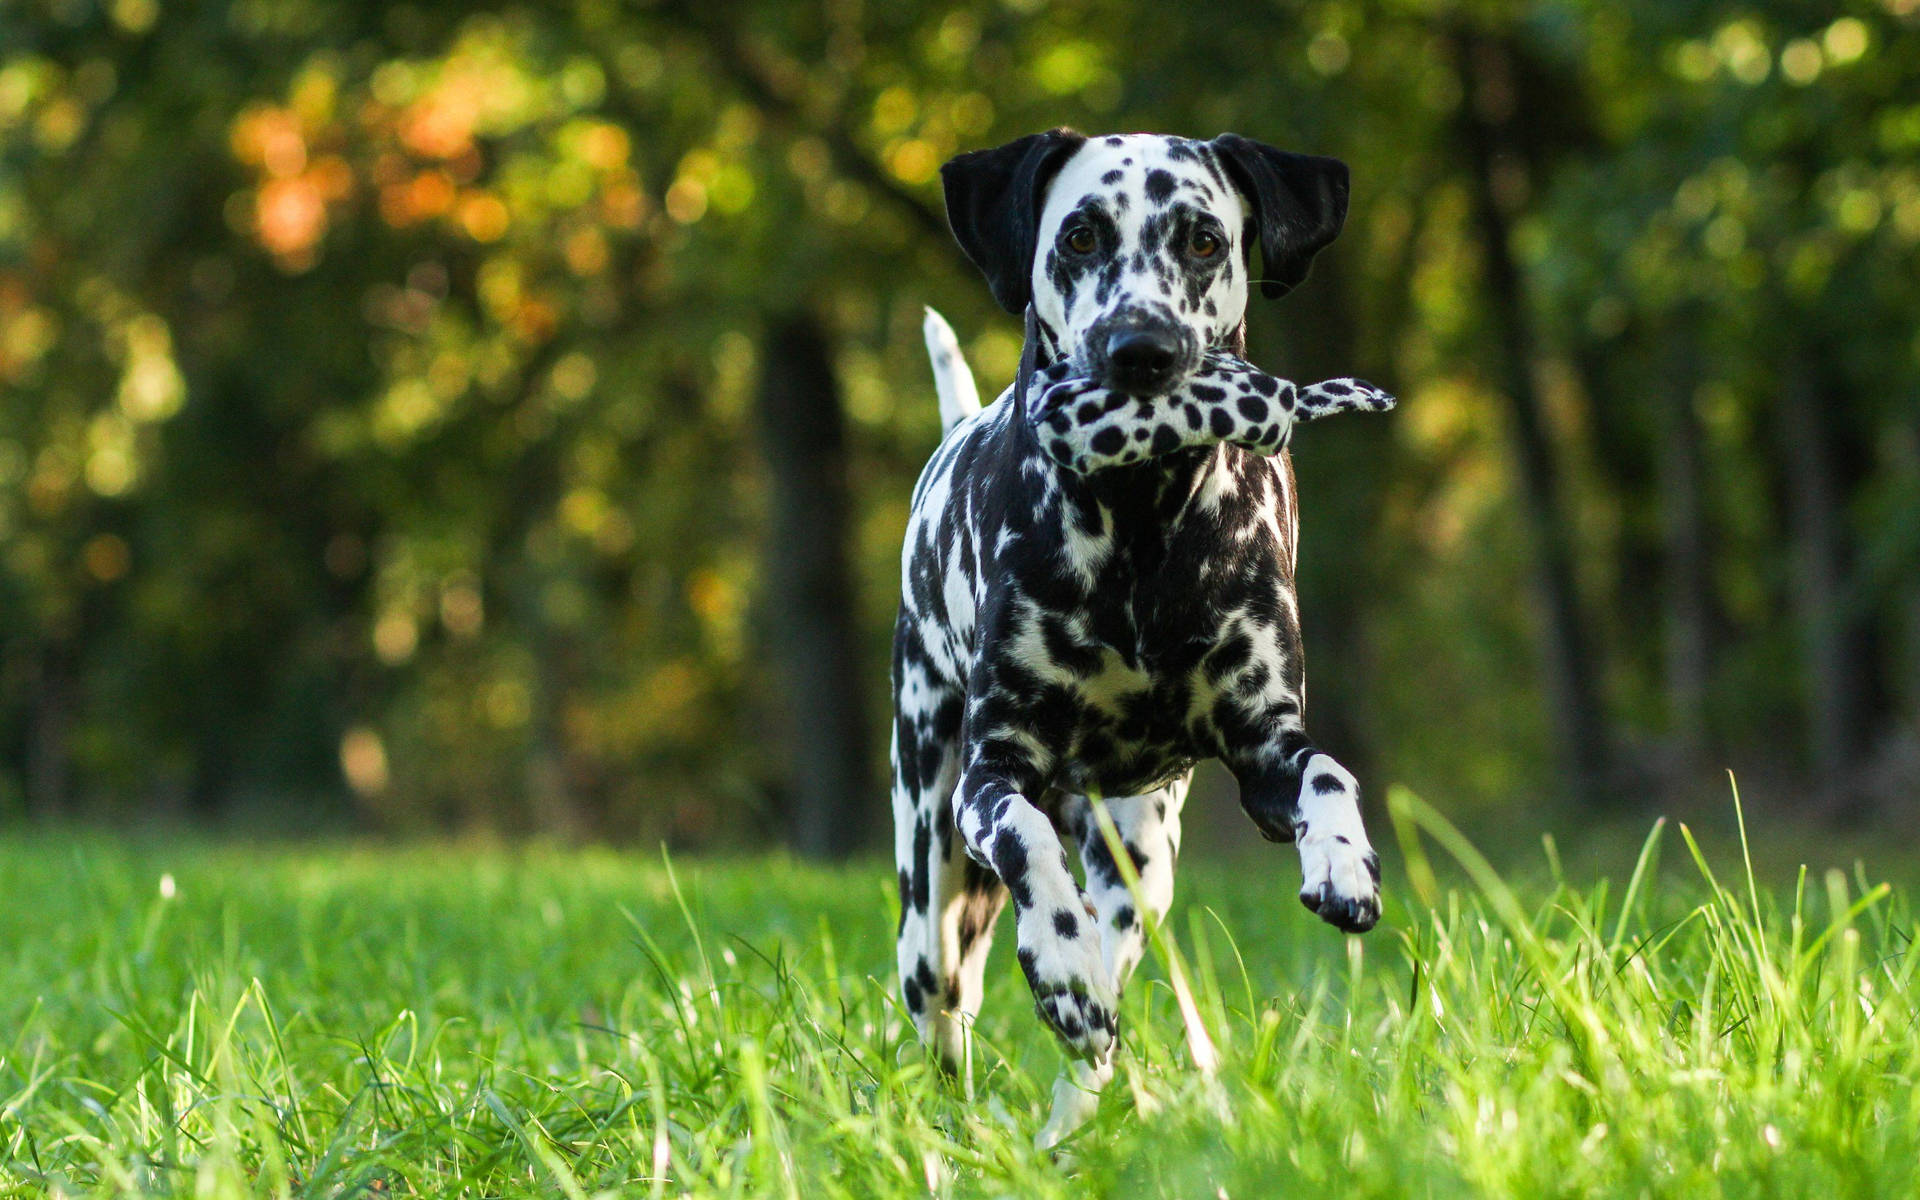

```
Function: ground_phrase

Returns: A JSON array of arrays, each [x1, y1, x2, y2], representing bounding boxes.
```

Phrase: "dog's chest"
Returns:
[[1008, 459, 1287, 793], [1043, 599, 1223, 795]]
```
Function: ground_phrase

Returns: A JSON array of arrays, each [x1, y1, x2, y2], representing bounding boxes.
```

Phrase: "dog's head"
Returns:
[[942, 131, 1349, 396]]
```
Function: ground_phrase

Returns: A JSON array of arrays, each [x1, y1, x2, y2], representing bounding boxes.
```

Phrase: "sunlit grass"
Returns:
[[2, 789, 1916, 1197]]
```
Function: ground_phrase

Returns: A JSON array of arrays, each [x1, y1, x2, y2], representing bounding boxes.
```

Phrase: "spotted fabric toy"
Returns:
[[1026, 348, 1395, 474]]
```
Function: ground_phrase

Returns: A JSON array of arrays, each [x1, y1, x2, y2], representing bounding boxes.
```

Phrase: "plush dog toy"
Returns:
[[1027, 347, 1394, 474]]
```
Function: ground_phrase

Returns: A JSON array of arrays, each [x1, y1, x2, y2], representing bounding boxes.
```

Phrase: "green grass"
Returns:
[[3, 789, 1918, 1197]]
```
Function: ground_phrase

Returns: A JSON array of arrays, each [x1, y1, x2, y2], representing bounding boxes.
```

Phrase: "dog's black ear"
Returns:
[[941, 128, 1086, 314], [1208, 134, 1349, 299]]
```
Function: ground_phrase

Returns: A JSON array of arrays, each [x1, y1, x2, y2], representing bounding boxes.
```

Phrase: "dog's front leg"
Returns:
[[955, 758, 1117, 1061], [1231, 723, 1382, 933]]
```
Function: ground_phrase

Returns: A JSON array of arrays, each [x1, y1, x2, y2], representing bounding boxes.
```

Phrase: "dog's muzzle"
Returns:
[[1084, 309, 1197, 396]]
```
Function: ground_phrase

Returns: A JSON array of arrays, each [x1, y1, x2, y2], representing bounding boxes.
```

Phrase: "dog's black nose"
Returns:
[[1105, 330, 1179, 382]]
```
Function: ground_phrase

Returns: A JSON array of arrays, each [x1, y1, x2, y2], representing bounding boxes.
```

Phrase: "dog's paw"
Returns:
[[1015, 903, 1117, 1061], [1298, 834, 1382, 933]]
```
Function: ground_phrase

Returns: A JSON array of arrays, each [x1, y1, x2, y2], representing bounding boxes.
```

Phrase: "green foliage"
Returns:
[[2, 1, 1917, 831], [2, 805, 1918, 1195]]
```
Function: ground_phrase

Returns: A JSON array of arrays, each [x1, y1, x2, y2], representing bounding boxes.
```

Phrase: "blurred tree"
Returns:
[[1, 0, 1917, 846], [1445, 20, 1615, 804], [756, 309, 871, 857]]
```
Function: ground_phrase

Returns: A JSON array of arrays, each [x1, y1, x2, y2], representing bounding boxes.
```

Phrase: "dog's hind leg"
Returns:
[[893, 706, 960, 1056], [927, 816, 1009, 1088], [894, 757, 1008, 1083], [1035, 777, 1190, 1149], [893, 653, 1011, 1086]]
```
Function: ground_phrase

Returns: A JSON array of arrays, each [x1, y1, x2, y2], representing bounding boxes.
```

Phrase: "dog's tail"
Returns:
[[923, 307, 981, 433]]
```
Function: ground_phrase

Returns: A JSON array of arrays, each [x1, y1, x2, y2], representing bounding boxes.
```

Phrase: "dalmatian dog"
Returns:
[[892, 129, 1392, 1147]]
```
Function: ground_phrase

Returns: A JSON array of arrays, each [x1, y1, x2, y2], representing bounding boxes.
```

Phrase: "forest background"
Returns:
[[4, 0, 1918, 855]]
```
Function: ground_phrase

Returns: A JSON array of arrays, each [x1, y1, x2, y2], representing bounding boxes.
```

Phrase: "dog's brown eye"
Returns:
[[1190, 230, 1221, 258], [1065, 225, 1096, 254]]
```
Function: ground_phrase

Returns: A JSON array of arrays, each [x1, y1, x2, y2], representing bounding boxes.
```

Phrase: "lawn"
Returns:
[[2, 790, 1917, 1198]]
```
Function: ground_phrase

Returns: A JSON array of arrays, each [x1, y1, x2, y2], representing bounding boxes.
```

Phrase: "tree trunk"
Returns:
[[1910, 404, 1920, 720], [26, 641, 73, 820], [756, 310, 872, 858], [529, 625, 587, 839], [1776, 352, 1872, 818], [1657, 347, 1712, 772], [1450, 31, 1614, 804]]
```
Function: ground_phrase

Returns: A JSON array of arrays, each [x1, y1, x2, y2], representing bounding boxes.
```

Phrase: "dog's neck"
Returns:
[[1012, 306, 1054, 422]]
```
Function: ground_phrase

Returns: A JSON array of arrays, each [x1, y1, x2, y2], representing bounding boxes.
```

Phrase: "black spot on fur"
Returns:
[[1205, 631, 1252, 682], [1145, 169, 1176, 204], [1083, 836, 1122, 887], [911, 817, 932, 911], [1311, 773, 1346, 795], [1040, 613, 1103, 677], [1053, 908, 1080, 938], [992, 829, 1034, 910]]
